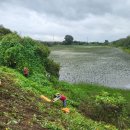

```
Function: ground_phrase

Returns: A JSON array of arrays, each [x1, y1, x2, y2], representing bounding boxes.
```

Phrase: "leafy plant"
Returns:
[[95, 91, 127, 128], [45, 59, 60, 78]]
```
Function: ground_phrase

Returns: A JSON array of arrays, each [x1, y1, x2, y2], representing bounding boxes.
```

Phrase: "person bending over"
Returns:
[[52, 93, 67, 107]]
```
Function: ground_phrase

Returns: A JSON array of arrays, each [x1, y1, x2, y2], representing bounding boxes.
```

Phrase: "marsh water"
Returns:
[[50, 46, 130, 89]]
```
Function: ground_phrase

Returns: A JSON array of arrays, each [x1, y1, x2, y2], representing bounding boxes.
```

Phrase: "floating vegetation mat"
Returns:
[[50, 46, 130, 89]]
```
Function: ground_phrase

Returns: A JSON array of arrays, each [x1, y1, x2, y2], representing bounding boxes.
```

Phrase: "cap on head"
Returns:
[[55, 93, 60, 96]]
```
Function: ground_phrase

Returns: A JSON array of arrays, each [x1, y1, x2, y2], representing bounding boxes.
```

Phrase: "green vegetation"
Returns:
[[0, 67, 118, 130], [111, 35, 130, 56], [111, 36, 130, 49], [0, 25, 12, 37], [0, 26, 130, 129], [0, 29, 60, 86], [57, 83, 130, 129]]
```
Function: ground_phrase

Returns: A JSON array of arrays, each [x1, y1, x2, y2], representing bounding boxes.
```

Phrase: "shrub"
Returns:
[[4, 45, 22, 68], [35, 44, 50, 58], [0, 33, 22, 66], [49, 75, 59, 86], [45, 59, 60, 78], [95, 91, 127, 128]]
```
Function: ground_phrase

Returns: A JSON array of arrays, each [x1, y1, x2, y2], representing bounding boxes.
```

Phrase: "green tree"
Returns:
[[104, 40, 109, 45], [63, 35, 74, 45]]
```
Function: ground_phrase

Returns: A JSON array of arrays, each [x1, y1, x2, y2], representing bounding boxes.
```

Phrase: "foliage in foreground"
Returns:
[[55, 82, 130, 129], [95, 91, 128, 128], [0, 67, 117, 130]]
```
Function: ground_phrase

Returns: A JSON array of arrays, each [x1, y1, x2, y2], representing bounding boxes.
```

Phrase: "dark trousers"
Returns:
[[63, 100, 66, 107]]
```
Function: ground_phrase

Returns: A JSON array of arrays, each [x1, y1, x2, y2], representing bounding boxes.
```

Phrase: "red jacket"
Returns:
[[23, 68, 28, 75], [60, 95, 66, 101]]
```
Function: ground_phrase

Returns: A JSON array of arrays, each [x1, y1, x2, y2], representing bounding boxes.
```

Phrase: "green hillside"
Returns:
[[0, 66, 118, 130], [0, 27, 130, 130]]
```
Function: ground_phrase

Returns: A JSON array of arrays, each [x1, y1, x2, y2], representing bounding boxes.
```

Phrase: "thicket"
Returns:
[[0, 29, 60, 84], [95, 91, 128, 128]]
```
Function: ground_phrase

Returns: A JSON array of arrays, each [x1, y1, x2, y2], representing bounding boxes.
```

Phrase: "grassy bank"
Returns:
[[121, 47, 130, 54], [74, 83, 130, 116], [1, 66, 130, 129], [0, 66, 118, 130], [58, 82, 130, 115]]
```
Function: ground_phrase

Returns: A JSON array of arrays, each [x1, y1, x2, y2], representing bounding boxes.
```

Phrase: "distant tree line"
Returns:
[[39, 35, 110, 46], [0, 25, 110, 46]]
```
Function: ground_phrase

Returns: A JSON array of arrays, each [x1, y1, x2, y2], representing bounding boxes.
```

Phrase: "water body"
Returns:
[[50, 46, 130, 89]]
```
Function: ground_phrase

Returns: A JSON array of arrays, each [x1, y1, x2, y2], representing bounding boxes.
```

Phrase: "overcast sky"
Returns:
[[0, 0, 130, 42]]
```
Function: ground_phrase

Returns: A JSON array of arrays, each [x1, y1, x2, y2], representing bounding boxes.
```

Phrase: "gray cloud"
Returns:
[[0, 0, 114, 20], [0, 0, 130, 41]]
